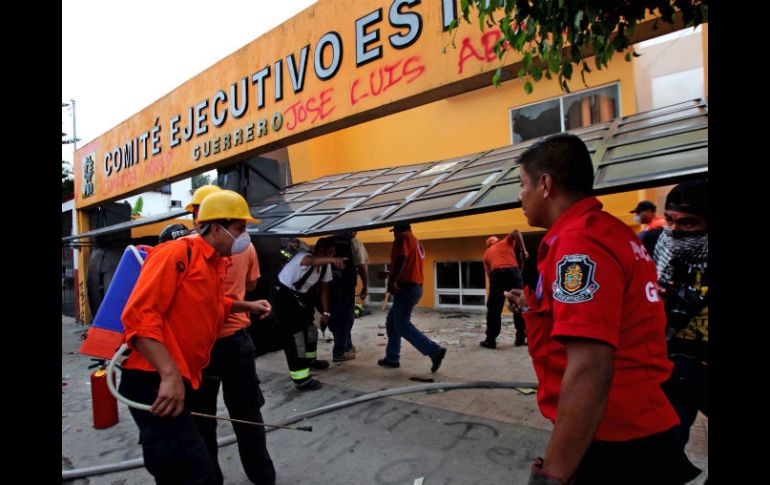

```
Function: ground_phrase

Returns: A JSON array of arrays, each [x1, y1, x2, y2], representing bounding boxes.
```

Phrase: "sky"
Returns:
[[62, 0, 317, 173]]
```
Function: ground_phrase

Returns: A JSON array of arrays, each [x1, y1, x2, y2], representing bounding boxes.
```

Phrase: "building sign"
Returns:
[[73, 0, 662, 208]]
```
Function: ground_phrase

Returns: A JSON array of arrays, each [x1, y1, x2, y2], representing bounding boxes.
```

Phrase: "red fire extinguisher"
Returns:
[[91, 366, 119, 429]]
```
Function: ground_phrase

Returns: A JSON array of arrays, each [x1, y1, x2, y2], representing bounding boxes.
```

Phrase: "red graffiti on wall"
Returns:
[[350, 56, 426, 106], [103, 168, 138, 196], [283, 88, 336, 132], [457, 29, 512, 74], [142, 150, 174, 180]]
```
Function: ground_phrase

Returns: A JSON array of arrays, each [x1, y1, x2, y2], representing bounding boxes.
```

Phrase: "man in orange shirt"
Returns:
[[378, 224, 447, 373], [118, 190, 272, 484], [186, 188, 276, 484], [481, 230, 529, 348]]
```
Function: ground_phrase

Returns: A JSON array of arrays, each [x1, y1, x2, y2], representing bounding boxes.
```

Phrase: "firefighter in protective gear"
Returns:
[[272, 237, 346, 390]]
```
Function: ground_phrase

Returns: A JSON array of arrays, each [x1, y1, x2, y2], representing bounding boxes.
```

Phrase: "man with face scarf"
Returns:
[[653, 179, 709, 452]]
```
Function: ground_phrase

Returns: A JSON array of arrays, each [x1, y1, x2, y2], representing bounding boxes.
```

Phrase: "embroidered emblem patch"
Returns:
[[552, 255, 599, 303], [535, 273, 543, 302]]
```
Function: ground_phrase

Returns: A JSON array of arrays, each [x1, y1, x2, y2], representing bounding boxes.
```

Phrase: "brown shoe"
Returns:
[[333, 351, 356, 362]]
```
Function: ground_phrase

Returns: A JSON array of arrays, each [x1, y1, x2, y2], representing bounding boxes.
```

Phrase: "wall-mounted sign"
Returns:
[[73, 0, 665, 209]]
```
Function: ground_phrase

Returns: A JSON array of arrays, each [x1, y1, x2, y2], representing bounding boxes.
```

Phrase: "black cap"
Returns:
[[159, 223, 191, 243], [630, 200, 656, 213], [390, 223, 411, 233], [665, 180, 708, 218]]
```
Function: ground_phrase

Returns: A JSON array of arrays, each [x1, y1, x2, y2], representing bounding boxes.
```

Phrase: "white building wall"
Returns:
[[119, 179, 193, 216]]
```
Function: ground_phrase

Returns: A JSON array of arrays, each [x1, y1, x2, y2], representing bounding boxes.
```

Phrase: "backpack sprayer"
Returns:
[[80, 244, 312, 432]]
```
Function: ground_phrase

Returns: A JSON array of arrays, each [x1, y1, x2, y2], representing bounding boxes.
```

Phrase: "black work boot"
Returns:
[[480, 339, 497, 349], [430, 347, 447, 373]]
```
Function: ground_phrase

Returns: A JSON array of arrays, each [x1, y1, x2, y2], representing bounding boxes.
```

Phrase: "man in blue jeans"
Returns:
[[378, 223, 447, 373]]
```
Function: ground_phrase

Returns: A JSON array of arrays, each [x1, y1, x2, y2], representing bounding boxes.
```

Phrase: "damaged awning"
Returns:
[[247, 98, 707, 237], [62, 208, 190, 242]]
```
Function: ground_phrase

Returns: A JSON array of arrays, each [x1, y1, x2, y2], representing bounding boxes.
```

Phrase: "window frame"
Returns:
[[509, 82, 621, 145], [434, 260, 487, 309]]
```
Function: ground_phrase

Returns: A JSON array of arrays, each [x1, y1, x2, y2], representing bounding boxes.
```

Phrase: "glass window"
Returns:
[[462, 262, 486, 289], [563, 85, 619, 130], [436, 260, 486, 308], [436, 262, 460, 289], [510, 99, 560, 144], [509, 84, 620, 144], [439, 294, 461, 305]]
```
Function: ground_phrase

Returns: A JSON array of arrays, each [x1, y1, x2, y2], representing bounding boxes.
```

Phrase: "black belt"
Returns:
[[398, 281, 421, 287]]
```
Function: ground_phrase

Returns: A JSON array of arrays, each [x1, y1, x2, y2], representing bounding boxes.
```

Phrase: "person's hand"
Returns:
[[151, 372, 185, 417], [360, 285, 368, 301], [330, 257, 347, 268], [249, 300, 272, 319], [523, 250, 530, 260], [387, 281, 399, 295], [320, 313, 330, 326], [503, 289, 527, 313]]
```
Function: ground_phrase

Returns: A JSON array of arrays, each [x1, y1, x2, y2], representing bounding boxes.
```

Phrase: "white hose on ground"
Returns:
[[62, 380, 537, 480]]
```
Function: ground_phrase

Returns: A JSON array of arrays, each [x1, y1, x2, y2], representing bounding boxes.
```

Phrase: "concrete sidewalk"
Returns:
[[62, 308, 708, 484]]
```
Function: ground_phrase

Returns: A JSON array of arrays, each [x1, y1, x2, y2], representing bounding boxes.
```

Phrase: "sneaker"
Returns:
[[295, 378, 322, 391], [430, 347, 447, 373], [480, 340, 497, 349], [377, 358, 400, 368], [333, 351, 356, 362], [309, 359, 330, 370]]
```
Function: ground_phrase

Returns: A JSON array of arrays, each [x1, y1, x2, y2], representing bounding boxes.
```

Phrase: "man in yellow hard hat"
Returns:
[[186, 190, 277, 484], [119, 190, 272, 484], [186, 184, 223, 231]]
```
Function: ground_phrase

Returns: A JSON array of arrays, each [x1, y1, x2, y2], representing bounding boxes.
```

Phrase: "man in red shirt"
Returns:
[[119, 190, 272, 484], [481, 230, 529, 348], [504, 134, 699, 484], [378, 223, 447, 373]]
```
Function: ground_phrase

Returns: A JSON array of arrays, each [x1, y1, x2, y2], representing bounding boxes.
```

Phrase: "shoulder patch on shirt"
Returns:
[[552, 254, 600, 303]]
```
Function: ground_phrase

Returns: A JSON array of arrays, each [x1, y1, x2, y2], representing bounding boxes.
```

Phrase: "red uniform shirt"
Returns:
[[523, 197, 678, 441], [646, 214, 666, 230], [391, 230, 424, 285], [121, 235, 233, 389], [483, 234, 520, 273]]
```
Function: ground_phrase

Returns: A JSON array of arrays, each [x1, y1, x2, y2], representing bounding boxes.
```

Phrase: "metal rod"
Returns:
[[189, 411, 313, 432]]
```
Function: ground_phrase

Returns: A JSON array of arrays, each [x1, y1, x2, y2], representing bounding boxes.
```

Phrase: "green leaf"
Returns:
[[625, 52, 631, 62], [545, 70, 552, 80], [517, 68, 526, 80], [524, 51, 532, 71], [449, 19, 458, 30], [532, 64, 543, 81], [524, 81, 533, 95], [492, 68, 502, 86]]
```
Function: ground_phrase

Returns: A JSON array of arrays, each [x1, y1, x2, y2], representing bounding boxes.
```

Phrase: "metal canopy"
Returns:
[[62, 208, 190, 242], [247, 98, 708, 237]]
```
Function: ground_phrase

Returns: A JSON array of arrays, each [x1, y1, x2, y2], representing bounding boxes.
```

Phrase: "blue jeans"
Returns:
[[384, 284, 441, 362]]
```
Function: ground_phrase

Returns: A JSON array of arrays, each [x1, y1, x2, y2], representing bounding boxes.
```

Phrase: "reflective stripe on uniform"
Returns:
[[289, 368, 310, 381], [306, 351, 317, 359]]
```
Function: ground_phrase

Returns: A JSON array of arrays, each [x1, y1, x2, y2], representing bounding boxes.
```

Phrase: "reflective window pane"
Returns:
[[438, 294, 460, 305], [510, 99, 560, 144], [436, 262, 460, 289], [461, 294, 486, 306], [563, 85, 619, 130], [461, 261, 486, 289]]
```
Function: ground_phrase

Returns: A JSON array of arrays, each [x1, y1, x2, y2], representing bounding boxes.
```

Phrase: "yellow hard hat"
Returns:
[[185, 184, 222, 212], [197, 190, 260, 223]]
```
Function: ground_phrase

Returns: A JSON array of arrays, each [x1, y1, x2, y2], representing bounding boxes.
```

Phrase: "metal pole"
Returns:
[[71, 99, 78, 150]]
